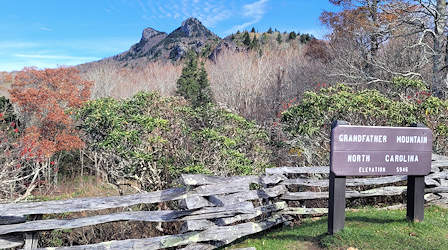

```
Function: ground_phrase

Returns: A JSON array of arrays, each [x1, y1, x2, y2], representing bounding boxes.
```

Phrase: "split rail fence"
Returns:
[[1, 154, 448, 249]]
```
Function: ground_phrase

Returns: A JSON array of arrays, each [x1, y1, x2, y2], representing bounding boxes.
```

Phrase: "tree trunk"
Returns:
[[369, 0, 380, 59], [432, 0, 447, 97]]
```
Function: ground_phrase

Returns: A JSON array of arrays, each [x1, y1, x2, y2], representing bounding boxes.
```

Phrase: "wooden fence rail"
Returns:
[[0, 154, 447, 249]]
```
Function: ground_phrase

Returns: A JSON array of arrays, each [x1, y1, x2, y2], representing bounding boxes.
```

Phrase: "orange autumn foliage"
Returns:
[[320, 0, 405, 38], [9, 67, 92, 160]]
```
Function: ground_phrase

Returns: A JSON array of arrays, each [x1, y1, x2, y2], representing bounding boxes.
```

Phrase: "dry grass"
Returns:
[[30, 175, 121, 201]]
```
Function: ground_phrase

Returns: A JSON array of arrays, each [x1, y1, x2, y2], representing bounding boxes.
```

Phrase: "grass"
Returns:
[[28, 175, 121, 201], [227, 206, 448, 250]]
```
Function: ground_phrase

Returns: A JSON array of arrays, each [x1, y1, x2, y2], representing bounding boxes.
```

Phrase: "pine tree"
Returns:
[[288, 31, 297, 40], [176, 52, 213, 107], [261, 33, 268, 44], [251, 27, 256, 33], [197, 62, 213, 105], [276, 33, 282, 44], [267, 27, 273, 34], [300, 33, 313, 44], [243, 31, 251, 46], [250, 35, 259, 49]]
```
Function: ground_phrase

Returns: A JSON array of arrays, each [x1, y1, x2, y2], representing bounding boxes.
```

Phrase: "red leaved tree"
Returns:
[[8, 67, 91, 192]]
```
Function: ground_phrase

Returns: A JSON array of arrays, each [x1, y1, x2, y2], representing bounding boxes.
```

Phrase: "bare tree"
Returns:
[[404, 0, 448, 96], [206, 46, 328, 124], [322, 0, 448, 95]]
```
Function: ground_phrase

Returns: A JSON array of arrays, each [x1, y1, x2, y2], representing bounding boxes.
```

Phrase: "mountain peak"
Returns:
[[182, 17, 202, 26], [141, 27, 165, 42], [113, 27, 167, 61], [111, 17, 222, 63], [178, 17, 213, 37]]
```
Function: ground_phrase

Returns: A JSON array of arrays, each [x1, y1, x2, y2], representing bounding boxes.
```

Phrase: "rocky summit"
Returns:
[[115, 28, 167, 61], [114, 17, 221, 63]]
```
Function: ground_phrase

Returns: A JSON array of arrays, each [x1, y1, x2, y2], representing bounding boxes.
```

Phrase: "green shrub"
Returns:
[[0, 96, 16, 123], [391, 77, 427, 91], [281, 84, 448, 166], [76, 91, 272, 191]]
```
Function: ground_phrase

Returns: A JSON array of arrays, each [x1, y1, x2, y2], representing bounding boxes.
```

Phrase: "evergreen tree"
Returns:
[[236, 30, 240, 34], [261, 33, 268, 44], [176, 52, 213, 107], [300, 33, 314, 44], [288, 31, 297, 40], [267, 27, 273, 34], [251, 27, 256, 33], [250, 35, 259, 49], [243, 31, 251, 46], [276, 33, 282, 44], [197, 62, 213, 106]]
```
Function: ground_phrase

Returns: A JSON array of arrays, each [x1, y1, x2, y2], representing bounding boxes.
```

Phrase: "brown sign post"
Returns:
[[328, 121, 433, 234]]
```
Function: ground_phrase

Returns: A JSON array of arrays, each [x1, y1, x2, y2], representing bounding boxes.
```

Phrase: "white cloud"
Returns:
[[0, 37, 134, 72], [13, 54, 99, 61], [39, 26, 52, 32], [199, 9, 232, 27], [0, 61, 69, 72], [244, 0, 268, 19], [139, 0, 234, 28], [225, 0, 269, 35], [0, 55, 101, 71], [56, 38, 137, 54], [0, 42, 39, 50]]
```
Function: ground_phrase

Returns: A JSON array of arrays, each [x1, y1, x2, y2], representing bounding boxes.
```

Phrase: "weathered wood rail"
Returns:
[[0, 154, 447, 249]]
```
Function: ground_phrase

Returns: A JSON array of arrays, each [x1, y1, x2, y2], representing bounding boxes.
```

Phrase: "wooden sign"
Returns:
[[328, 121, 433, 235], [331, 125, 433, 176]]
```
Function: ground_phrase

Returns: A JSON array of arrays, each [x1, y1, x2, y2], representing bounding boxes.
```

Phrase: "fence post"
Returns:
[[24, 214, 42, 249]]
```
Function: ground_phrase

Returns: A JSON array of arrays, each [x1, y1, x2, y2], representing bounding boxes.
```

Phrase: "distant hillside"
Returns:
[[83, 18, 315, 68], [2, 18, 318, 100]]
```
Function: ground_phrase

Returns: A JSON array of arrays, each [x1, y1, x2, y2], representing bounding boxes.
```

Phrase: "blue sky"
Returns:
[[0, 0, 337, 71]]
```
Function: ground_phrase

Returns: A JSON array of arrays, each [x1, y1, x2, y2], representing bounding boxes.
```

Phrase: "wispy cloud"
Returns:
[[0, 54, 101, 71], [0, 37, 133, 71], [0, 41, 39, 50], [39, 26, 52, 32], [226, 0, 269, 34], [13, 54, 99, 61], [185, 1, 235, 27], [136, 0, 234, 28]]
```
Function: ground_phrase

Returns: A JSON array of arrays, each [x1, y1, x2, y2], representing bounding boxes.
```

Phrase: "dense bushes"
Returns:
[[281, 82, 448, 166], [76, 91, 272, 191]]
